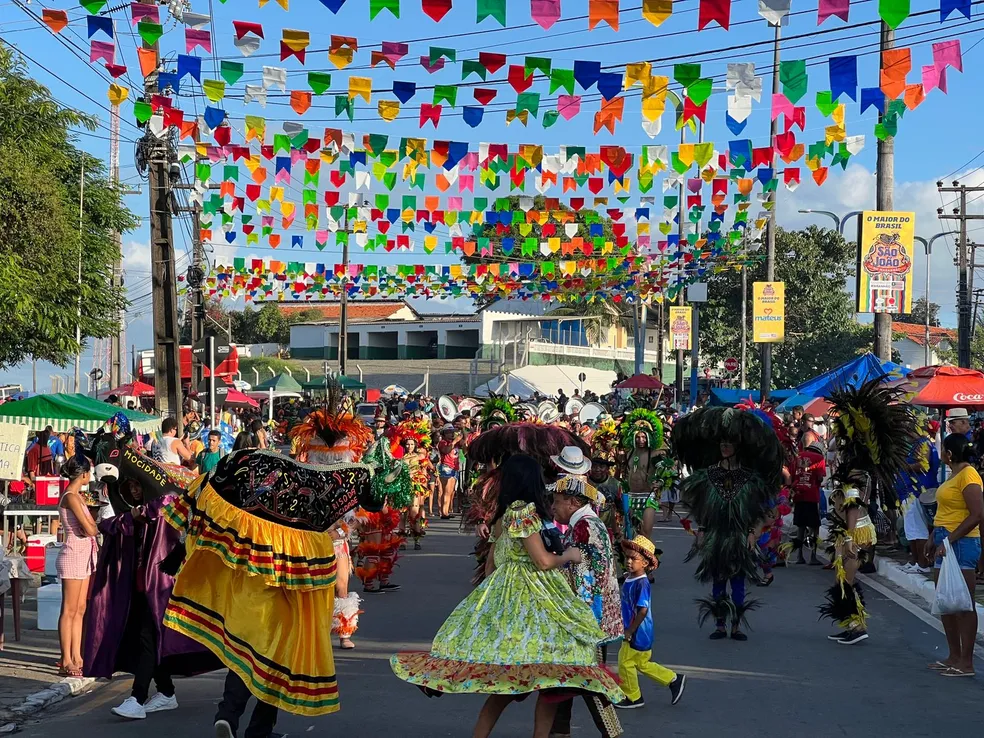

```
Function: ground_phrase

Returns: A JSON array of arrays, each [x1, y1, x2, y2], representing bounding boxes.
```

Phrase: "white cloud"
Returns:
[[778, 165, 984, 326]]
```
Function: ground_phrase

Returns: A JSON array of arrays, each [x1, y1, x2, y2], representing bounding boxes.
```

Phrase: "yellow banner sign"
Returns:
[[753, 281, 785, 343], [856, 210, 916, 313], [669, 306, 692, 351]]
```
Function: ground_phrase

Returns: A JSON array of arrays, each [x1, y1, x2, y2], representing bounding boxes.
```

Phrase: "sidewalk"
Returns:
[[0, 592, 97, 731]]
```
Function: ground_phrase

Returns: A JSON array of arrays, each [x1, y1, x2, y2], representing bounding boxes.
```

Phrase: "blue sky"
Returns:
[[0, 0, 981, 390]]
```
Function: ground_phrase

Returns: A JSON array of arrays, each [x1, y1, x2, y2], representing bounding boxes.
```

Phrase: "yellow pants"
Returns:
[[617, 642, 676, 701]]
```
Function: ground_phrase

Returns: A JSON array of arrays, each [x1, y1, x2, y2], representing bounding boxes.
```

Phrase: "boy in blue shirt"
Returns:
[[615, 535, 687, 710]]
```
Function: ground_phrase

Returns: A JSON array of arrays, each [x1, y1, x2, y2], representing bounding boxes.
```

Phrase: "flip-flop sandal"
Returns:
[[929, 661, 952, 670], [941, 667, 976, 678]]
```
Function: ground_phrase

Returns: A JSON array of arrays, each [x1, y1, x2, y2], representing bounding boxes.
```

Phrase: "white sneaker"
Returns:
[[143, 692, 178, 713], [111, 696, 147, 720], [915, 565, 932, 574], [900, 563, 915, 572], [214, 720, 235, 738]]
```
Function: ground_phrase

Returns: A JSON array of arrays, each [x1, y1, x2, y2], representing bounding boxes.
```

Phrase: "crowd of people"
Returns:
[[3, 371, 982, 736]]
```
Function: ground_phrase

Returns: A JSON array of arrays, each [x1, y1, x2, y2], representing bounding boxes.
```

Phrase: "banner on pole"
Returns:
[[669, 306, 692, 350], [0, 421, 30, 481], [753, 281, 785, 342], [856, 210, 916, 313]]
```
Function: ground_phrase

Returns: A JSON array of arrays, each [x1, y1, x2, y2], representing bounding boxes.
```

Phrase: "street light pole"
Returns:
[[797, 209, 863, 235], [914, 231, 960, 365]]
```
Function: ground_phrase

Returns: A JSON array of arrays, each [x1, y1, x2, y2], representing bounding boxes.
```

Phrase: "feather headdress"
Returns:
[[289, 379, 373, 463], [479, 396, 516, 430], [619, 408, 665, 451], [672, 406, 784, 486], [395, 416, 432, 449], [827, 375, 919, 497]]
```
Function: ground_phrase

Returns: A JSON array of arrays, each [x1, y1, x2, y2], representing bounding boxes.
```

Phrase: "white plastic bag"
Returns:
[[931, 539, 975, 615], [903, 500, 929, 542]]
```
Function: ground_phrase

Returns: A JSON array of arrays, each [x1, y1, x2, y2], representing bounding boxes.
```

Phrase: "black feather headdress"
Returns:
[[827, 374, 919, 499]]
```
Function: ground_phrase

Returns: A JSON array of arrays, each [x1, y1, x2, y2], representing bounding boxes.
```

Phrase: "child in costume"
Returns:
[[615, 535, 686, 710], [391, 454, 623, 738], [673, 407, 784, 641], [820, 377, 920, 645]]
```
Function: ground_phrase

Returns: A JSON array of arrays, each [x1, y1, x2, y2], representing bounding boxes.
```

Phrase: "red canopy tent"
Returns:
[[903, 366, 984, 409], [100, 381, 156, 398], [617, 374, 669, 390]]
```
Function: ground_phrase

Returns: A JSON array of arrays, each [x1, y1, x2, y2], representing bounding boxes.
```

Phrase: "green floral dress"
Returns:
[[391, 502, 623, 701]]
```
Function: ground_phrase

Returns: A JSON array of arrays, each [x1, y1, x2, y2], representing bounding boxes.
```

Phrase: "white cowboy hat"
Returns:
[[550, 445, 591, 475], [946, 408, 970, 419]]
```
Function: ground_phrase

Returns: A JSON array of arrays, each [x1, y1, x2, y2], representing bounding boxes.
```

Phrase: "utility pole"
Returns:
[[939, 181, 984, 367], [140, 0, 182, 432], [339, 206, 350, 377], [872, 23, 895, 362], [760, 21, 781, 402], [74, 160, 85, 393], [740, 237, 748, 389], [675, 128, 686, 406], [109, 102, 124, 388]]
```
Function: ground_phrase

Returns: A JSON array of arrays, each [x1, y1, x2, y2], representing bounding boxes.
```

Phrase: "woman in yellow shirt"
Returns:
[[926, 434, 983, 678]]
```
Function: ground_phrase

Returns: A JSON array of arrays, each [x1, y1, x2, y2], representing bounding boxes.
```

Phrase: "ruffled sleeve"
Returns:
[[503, 501, 542, 539]]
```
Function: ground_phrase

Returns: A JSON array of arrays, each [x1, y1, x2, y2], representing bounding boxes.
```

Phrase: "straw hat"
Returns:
[[621, 535, 660, 571], [552, 474, 603, 506]]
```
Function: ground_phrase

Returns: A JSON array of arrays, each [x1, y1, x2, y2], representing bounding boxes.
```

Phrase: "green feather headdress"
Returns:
[[620, 408, 664, 451], [480, 396, 516, 430]]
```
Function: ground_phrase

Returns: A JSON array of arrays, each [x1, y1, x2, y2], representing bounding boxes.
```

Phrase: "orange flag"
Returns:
[[589, 0, 619, 29], [290, 90, 312, 115], [137, 48, 157, 77], [41, 8, 68, 33]]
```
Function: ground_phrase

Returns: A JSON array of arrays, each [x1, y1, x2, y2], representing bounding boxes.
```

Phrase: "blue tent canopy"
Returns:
[[795, 352, 910, 398], [774, 393, 820, 413], [708, 388, 797, 407]]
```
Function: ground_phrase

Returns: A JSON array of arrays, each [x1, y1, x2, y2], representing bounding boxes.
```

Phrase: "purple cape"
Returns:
[[83, 495, 219, 678]]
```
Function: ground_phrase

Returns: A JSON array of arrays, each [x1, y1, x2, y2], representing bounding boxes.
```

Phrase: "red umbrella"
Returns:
[[223, 388, 259, 409], [100, 381, 156, 398], [906, 365, 984, 409], [617, 374, 669, 390]]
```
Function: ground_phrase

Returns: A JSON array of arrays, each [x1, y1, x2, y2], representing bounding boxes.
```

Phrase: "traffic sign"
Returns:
[[578, 372, 587, 382], [723, 357, 739, 374], [196, 379, 229, 399]]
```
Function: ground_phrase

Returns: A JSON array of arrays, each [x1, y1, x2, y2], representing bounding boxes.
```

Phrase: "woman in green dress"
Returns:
[[391, 454, 624, 738]]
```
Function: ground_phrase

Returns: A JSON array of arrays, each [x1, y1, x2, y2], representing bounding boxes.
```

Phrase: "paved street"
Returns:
[[19, 519, 984, 737]]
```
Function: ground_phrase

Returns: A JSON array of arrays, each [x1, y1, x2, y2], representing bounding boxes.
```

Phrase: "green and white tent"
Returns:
[[0, 393, 160, 433]]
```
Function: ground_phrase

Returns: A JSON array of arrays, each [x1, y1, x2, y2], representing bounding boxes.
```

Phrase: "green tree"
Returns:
[[893, 297, 940, 327], [699, 226, 874, 388], [0, 48, 138, 368]]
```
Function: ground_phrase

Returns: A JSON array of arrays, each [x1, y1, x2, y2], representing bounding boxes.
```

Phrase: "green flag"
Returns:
[[476, 0, 506, 25]]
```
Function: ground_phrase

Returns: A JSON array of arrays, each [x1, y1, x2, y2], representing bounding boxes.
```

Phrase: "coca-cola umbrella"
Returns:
[[905, 366, 984, 409]]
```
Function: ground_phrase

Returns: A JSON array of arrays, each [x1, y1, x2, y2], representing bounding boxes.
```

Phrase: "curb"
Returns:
[[0, 676, 98, 732], [874, 558, 984, 636]]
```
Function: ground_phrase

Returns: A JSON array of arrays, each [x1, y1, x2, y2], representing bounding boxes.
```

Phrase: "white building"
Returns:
[[891, 321, 955, 367]]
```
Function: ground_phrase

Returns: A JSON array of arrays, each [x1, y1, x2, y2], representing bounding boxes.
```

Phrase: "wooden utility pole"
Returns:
[[872, 22, 896, 362], [760, 22, 781, 402], [109, 103, 124, 388], [939, 182, 984, 367], [674, 127, 686, 404], [140, 0, 182, 431]]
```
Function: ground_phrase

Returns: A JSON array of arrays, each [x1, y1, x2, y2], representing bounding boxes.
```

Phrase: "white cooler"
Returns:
[[37, 583, 62, 631]]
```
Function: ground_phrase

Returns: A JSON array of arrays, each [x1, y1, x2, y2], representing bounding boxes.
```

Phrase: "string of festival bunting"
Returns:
[[27, 0, 974, 303]]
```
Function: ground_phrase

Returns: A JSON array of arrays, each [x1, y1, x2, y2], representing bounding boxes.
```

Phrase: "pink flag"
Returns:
[[557, 95, 581, 120], [817, 0, 849, 23], [130, 3, 159, 24], [922, 64, 947, 93], [933, 39, 962, 72], [419, 55, 445, 73], [531, 0, 561, 28], [458, 175, 475, 192], [186, 28, 211, 53], [771, 93, 793, 121], [90, 40, 115, 64]]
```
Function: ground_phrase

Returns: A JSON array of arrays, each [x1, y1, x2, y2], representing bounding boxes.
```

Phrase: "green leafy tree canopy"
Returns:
[[699, 226, 875, 387], [0, 47, 138, 368]]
